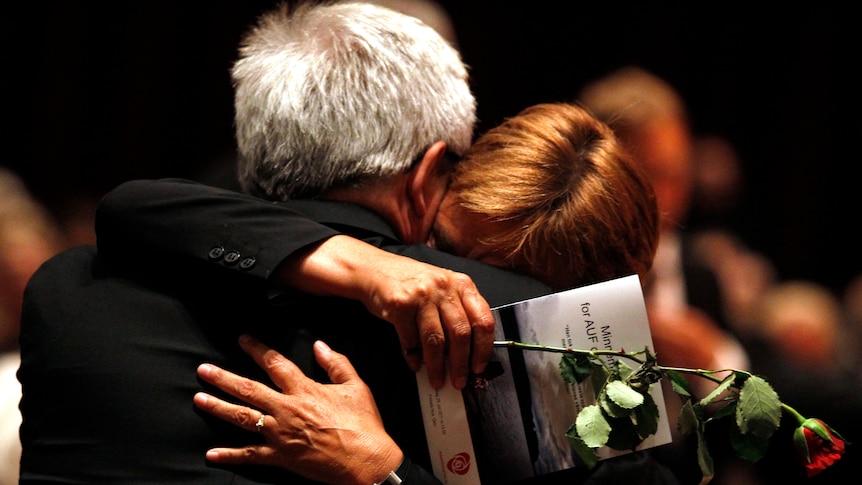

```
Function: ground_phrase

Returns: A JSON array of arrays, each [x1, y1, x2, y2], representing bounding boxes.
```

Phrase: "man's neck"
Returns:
[[321, 177, 415, 243]]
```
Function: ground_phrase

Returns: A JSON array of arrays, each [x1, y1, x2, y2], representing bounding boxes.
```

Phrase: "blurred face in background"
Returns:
[[628, 115, 693, 231]]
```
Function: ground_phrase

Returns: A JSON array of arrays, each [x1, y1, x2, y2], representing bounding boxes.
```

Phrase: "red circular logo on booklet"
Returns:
[[447, 452, 471, 475]]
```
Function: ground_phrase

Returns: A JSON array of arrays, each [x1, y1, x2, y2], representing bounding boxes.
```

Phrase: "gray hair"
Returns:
[[233, 1, 476, 200]]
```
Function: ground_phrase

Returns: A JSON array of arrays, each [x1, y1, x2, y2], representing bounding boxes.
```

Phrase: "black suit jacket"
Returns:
[[18, 179, 551, 484], [679, 237, 728, 331], [20, 179, 679, 484]]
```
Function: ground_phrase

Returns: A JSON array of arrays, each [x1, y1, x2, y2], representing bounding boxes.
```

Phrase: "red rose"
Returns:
[[793, 418, 845, 477]]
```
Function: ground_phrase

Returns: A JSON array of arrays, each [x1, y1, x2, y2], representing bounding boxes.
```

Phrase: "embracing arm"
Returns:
[[95, 178, 340, 281], [95, 178, 494, 389]]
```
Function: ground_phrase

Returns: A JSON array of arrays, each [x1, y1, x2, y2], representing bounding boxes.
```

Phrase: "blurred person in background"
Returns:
[[750, 281, 848, 371], [0, 166, 67, 485], [578, 65, 748, 385], [578, 66, 757, 485], [745, 280, 859, 483], [842, 274, 862, 372], [687, 134, 778, 341], [689, 134, 746, 230]]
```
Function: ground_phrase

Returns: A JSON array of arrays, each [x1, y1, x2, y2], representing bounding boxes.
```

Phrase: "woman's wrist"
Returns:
[[272, 235, 367, 298]]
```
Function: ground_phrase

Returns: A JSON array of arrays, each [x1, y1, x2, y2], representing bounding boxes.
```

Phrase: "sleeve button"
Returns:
[[223, 251, 241, 265], [238, 257, 256, 271]]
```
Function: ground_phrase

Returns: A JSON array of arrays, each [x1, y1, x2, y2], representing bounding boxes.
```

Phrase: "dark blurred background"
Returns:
[[4, 1, 860, 295]]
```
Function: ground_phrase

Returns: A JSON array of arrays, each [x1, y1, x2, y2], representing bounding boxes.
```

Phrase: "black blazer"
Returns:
[[679, 237, 729, 331], [20, 179, 678, 484], [19, 179, 550, 484]]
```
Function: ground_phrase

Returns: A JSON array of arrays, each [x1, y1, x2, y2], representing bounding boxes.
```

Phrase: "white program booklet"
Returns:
[[416, 274, 673, 484]]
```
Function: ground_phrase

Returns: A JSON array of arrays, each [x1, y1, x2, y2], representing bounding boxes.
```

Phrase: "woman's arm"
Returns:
[[194, 335, 443, 485], [95, 178, 495, 389]]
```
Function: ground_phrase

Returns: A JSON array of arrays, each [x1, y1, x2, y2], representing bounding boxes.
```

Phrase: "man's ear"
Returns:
[[407, 140, 451, 238]]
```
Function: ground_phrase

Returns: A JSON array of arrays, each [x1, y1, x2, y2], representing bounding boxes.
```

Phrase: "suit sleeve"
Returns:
[[95, 178, 341, 281], [394, 457, 443, 485]]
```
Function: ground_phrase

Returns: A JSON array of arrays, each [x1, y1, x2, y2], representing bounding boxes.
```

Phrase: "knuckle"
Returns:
[[422, 332, 445, 352], [421, 270, 457, 296], [240, 447, 259, 460], [261, 349, 288, 369], [411, 280, 436, 302], [474, 313, 496, 330], [449, 322, 472, 341], [450, 271, 474, 289], [235, 378, 258, 400], [234, 406, 257, 427]]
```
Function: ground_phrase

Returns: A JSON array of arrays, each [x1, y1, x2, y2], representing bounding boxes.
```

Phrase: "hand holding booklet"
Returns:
[[416, 274, 672, 484]]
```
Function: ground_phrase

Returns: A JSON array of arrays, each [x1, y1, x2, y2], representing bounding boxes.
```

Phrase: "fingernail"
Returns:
[[453, 376, 466, 390], [198, 363, 214, 377], [194, 392, 209, 405], [314, 340, 331, 354]]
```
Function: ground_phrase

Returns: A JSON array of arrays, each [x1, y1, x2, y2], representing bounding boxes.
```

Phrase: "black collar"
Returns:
[[280, 199, 402, 246]]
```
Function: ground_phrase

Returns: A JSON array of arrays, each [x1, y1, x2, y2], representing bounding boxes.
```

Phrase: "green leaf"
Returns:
[[736, 376, 781, 439], [680, 398, 714, 484], [729, 422, 770, 463], [565, 424, 600, 469], [575, 404, 612, 448], [711, 401, 737, 422], [666, 369, 691, 398], [605, 414, 641, 451], [560, 354, 595, 384], [600, 388, 631, 419], [677, 399, 700, 437], [615, 359, 636, 381], [699, 374, 735, 408], [632, 391, 660, 439], [590, 364, 609, 395], [695, 424, 715, 485], [606, 380, 644, 409]]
